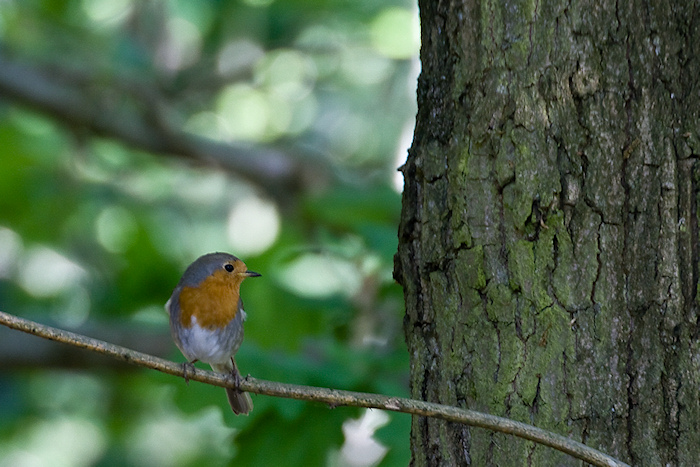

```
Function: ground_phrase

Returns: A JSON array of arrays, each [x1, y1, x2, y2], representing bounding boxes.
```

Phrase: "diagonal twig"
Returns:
[[0, 311, 628, 467]]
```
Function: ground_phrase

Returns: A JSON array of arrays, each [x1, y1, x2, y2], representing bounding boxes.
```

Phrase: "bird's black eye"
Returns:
[[224, 264, 234, 272]]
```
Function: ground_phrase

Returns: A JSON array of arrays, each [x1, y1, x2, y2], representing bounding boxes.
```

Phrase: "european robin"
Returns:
[[166, 252, 260, 415]]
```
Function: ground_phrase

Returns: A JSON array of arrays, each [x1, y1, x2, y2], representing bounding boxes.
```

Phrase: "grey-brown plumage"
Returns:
[[166, 252, 259, 415]]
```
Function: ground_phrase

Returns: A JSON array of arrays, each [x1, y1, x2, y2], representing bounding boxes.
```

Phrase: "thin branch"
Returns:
[[0, 51, 330, 194], [0, 311, 628, 467]]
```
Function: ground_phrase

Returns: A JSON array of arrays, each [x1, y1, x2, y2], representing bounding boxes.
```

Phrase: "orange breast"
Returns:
[[178, 269, 242, 329]]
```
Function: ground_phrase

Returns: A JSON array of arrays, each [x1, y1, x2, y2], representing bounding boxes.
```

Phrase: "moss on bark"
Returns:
[[396, 0, 700, 465]]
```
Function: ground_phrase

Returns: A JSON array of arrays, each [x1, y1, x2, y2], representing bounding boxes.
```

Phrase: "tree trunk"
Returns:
[[395, 1, 700, 465]]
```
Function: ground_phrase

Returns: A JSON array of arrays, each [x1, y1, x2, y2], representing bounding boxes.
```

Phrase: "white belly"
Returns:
[[178, 315, 243, 366]]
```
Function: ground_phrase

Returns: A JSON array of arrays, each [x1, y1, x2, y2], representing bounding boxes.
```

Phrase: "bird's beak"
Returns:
[[243, 270, 261, 278]]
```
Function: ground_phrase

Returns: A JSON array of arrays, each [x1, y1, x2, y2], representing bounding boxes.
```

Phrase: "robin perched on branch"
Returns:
[[166, 252, 260, 415]]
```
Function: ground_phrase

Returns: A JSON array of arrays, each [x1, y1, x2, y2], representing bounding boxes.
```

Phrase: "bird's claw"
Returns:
[[182, 361, 196, 385], [229, 358, 244, 392], [231, 368, 242, 390]]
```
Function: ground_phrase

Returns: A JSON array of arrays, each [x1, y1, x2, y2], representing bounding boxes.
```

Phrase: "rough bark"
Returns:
[[395, 1, 700, 465]]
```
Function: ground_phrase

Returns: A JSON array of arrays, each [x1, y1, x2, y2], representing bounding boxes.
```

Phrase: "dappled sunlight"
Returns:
[[393, 120, 415, 193], [255, 49, 317, 101], [157, 17, 203, 72], [127, 407, 235, 467], [95, 205, 138, 254], [81, 0, 132, 27], [72, 140, 133, 185], [276, 253, 362, 299], [183, 111, 230, 141], [0, 226, 22, 278], [0, 417, 106, 467], [332, 409, 390, 467], [242, 0, 275, 7], [340, 48, 393, 86], [171, 171, 232, 205], [319, 110, 381, 163], [56, 286, 92, 328], [295, 24, 344, 75], [1, 372, 107, 467], [212, 47, 319, 142], [370, 7, 420, 60], [227, 196, 280, 256], [0, 0, 418, 464], [0, 229, 91, 326], [217, 84, 271, 141], [18, 247, 86, 298], [28, 372, 107, 415]]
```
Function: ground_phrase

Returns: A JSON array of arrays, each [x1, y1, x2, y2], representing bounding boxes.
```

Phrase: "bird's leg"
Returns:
[[183, 360, 198, 385], [230, 357, 242, 391]]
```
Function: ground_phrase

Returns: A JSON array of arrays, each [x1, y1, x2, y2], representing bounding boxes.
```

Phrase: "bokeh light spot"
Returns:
[[341, 48, 392, 86], [241, 0, 275, 7], [127, 407, 233, 467], [227, 197, 280, 256], [370, 7, 420, 60], [82, 0, 132, 26], [1, 416, 106, 467], [217, 84, 269, 141], [95, 205, 138, 253], [255, 49, 317, 101], [157, 17, 202, 71], [19, 247, 86, 298], [393, 120, 415, 192], [54, 286, 92, 328], [336, 409, 390, 467], [0, 226, 22, 278], [184, 111, 228, 141], [277, 253, 361, 298]]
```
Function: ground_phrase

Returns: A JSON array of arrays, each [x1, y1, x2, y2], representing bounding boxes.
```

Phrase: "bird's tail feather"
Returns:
[[211, 359, 253, 415], [225, 388, 253, 415]]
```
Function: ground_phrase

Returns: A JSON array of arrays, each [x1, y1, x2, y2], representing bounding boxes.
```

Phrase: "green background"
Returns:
[[0, 0, 418, 465]]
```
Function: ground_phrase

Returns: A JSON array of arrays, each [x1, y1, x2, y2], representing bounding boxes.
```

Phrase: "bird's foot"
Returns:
[[182, 361, 197, 385], [230, 358, 243, 391], [230, 369, 242, 391]]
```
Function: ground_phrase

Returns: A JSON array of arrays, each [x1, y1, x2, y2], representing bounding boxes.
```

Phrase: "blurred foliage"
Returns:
[[0, 0, 418, 466]]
